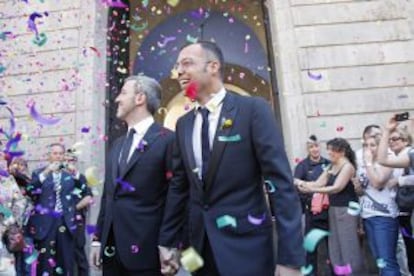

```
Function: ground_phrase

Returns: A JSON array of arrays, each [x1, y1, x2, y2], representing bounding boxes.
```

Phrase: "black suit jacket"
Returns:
[[160, 92, 305, 275], [28, 168, 87, 241], [96, 122, 174, 271]]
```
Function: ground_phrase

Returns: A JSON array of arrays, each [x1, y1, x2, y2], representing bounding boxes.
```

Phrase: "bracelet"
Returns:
[[91, 241, 101, 247]]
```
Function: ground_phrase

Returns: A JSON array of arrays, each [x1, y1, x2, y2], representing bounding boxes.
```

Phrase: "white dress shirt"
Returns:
[[192, 88, 226, 179], [125, 116, 154, 162]]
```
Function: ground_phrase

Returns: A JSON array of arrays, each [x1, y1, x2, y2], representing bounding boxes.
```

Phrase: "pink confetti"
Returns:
[[157, 36, 176, 48], [333, 264, 352, 275], [103, 0, 128, 8], [130, 244, 139, 254]]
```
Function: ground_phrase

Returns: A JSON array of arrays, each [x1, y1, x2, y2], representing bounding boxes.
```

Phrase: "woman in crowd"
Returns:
[[0, 154, 26, 275], [296, 138, 366, 275], [378, 115, 414, 274], [8, 157, 34, 276], [354, 135, 400, 275], [294, 135, 331, 275]]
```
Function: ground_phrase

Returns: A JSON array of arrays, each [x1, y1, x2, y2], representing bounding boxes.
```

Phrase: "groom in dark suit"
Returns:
[[159, 41, 305, 276], [90, 75, 174, 275]]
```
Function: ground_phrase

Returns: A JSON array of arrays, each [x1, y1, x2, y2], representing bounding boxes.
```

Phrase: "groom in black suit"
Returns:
[[90, 75, 174, 275], [159, 41, 305, 276]]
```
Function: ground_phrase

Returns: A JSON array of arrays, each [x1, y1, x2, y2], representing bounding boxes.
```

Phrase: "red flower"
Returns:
[[185, 81, 198, 101]]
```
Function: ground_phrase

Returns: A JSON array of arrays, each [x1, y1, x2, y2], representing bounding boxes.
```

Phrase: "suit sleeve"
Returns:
[[26, 169, 42, 200], [294, 161, 306, 179], [251, 97, 305, 267], [159, 121, 189, 248], [95, 146, 113, 242]]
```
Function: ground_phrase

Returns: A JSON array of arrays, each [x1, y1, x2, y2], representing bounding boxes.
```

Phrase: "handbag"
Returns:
[[396, 186, 414, 210], [311, 193, 329, 215], [2, 224, 25, 253], [397, 148, 414, 210]]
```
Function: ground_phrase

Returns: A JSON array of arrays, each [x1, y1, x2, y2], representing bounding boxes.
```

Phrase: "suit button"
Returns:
[[203, 204, 209, 210]]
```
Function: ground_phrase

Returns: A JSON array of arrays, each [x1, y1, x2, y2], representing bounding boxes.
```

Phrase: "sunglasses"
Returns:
[[388, 137, 402, 142]]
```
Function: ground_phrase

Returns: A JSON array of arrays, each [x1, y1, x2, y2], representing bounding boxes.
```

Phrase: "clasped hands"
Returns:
[[158, 246, 180, 275], [294, 178, 313, 193]]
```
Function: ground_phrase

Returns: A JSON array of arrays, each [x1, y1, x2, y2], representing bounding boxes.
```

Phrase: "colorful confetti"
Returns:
[[333, 264, 352, 275], [180, 247, 204, 272], [303, 229, 330, 253], [347, 201, 361, 216], [29, 102, 61, 125], [307, 70, 322, 80], [216, 215, 237, 229], [247, 213, 266, 225]]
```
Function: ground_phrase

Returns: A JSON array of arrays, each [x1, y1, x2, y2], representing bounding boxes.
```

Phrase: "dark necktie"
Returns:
[[119, 128, 135, 175], [199, 108, 210, 180]]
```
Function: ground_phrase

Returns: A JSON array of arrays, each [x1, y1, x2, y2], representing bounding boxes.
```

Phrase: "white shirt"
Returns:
[[192, 88, 226, 179], [126, 116, 154, 162]]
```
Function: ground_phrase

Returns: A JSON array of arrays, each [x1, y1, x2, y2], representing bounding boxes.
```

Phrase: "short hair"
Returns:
[[48, 143, 65, 153], [124, 75, 161, 115], [362, 124, 381, 139], [392, 127, 413, 145], [181, 41, 225, 79], [307, 134, 318, 144]]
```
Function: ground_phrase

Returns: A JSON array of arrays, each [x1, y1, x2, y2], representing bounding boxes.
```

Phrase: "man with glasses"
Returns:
[[159, 41, 304, 276]]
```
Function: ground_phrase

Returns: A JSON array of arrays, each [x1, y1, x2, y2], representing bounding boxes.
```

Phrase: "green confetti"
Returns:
[[216, 215, 237, 229], [303, 229, 330, 253], [217, 134, 241, 142]]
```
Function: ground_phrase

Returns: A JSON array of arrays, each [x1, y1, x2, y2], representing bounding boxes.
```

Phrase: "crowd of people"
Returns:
[[0, 40, 413, 276], [294, 118, 414, 276]]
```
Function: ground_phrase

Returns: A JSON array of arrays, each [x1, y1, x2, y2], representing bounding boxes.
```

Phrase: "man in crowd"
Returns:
[[28, 143, 89, 275]]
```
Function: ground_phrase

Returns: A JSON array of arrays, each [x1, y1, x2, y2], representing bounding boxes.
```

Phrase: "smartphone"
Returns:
[[395, 112, 409, 122]]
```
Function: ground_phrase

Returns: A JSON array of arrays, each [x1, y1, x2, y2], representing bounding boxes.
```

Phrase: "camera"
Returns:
[[395, 112, 409, 122], [58, 163, 68, 170]]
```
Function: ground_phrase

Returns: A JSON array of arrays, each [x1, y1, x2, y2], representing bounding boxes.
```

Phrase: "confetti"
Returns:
[[86, 225, 97, 235], [25, 249, 39, 265], [303, 229, 330, 253], [347, 201, 361, 216], [48, 258, 56, 268], [247, 213, 266, 225], [0, 64, 6, 74], [400, 227, 414, 239], [180, 247, 204, 272], [333, 264, 352, 275], [307, 70, 322, 80], [217, 134, 241, 142], [141, 0, 149, 8], [167, 0, 180, 7], [336, 126, 344, 132], [81, 126, 91, 133], [55, 267, 63, 274], [104, 0, 128, 8], [376, 258, 386, 268], [216, 215, 237, 229], [301, 264, 314, 275], [116, 178, 136, 192], [130, 21, 149, 32], [29, 102, 61, 125], [264, 180, 276, 193], [157, 36, 176, 48], [166, 171, 173, 179], [85, 167, 100, 186], [130, 244, 139, 254], [32, 32, 48, 46], [104, 246, 116, 257], [89, 46, 101, 57], [186, 34, 198, 44]]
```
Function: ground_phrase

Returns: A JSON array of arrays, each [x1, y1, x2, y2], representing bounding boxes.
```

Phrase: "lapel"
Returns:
[[118, 122, 162, 180], [112, 138, 124, 187], [204, 92, 238, 191], [182, 111, 203, 187]]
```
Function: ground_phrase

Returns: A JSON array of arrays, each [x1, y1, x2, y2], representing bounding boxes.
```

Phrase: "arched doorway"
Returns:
[[106, 0, 279, 143]]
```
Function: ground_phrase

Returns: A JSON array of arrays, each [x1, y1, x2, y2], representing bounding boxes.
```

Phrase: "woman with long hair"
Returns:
[[296, 138, 365, 275]]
